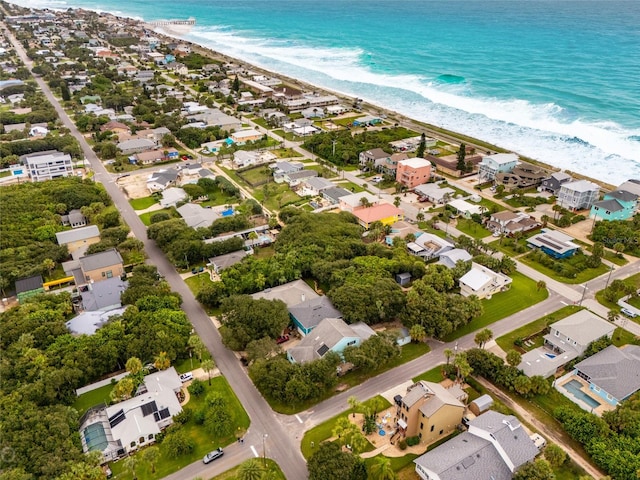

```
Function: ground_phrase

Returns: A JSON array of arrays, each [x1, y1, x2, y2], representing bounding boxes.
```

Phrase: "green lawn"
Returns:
[[129, 196, 158, 210], [253, 183, 302, 211], [518, 251, 610, 284], [489, 237, 531, 258], [495, 305, 583, 352], [595, 272, 640, 310], [253, 244, 276, 260], [238, 165, 272, 185], [138, 208, 175, 226], [444, 272, 549, 341], [301, 396, 391, 459], [209, 459, 285, 480], [268, 342, 430, 414], [455, 218, 492, 239], [111, 377, 249, 480], [612, 327, 639, 347], [334, 180, 364, 193], [554, 459, 587, 480], [305, 164, 338, 178], [73, 383, 114, 416], [412, 365, 445, 383], [184, 273, 215, 298], [271, 147, 303, 158]]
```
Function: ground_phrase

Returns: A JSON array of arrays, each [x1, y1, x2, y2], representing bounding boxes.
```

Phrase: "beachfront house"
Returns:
[[477, 153, 518, 182], [22, 150, 74, 182], [539, 171, 573, 194], [590, 190, 638, 221], [519, 309, 615, 378], [557, 180, 600, 211]]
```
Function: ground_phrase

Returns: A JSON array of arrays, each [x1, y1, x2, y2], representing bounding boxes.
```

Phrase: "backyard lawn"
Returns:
[[444, 272, 549, 341], [238, 164, 272, 185], [518, 251, 610, 284], [495, 305, 583, 352], [210, 459, 285, 480], [334, 180, 364, 193], [110, 377, 249, 480], [129, 196, 158, 210], [73, 383, 114, 416], [301, 396, 390, 459], [455, 218, 492, 239], [184, 273, 215, 297]]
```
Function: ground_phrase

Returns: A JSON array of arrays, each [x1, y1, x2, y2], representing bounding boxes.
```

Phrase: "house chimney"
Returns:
[[301, 293, 305, 302]]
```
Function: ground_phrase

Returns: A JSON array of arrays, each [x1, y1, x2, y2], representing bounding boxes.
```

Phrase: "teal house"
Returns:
[[288, 296, 342, 336], [590, 190, 637, 221]]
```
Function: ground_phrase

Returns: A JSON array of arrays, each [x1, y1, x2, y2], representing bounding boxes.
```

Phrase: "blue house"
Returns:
[[569, 345, 640, 411], [590, 190, 637, 221], [288, 296, 342, 336], [526, 228, 580, 259], [286, 318, 375, 364]]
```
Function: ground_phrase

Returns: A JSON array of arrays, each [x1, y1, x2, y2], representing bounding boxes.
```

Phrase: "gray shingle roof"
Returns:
[[606, 189, 638, 202], [288, 296, 342, 330], [15, 275, 43, 294], [592, 199, 624, 212], [79, 249, 123, 272], [56, 225, 100, 245], [551, 310, 615, 347], [575, 345, 640, 401]]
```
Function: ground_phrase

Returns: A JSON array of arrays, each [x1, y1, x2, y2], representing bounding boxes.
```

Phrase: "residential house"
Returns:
[[557, 180, 599, 211], [477, 153, 518, 182], [617, 179, 640, 200], [100, 121, 129, 135], [486, 211, 541, 235], [271, 161, 304, 182], [590, 190, 638, 221], [230, 129, 262, 145], [406, 232, 455, 260], [117, 138, 155, 155], [75, 276, 128, 313], [396, 157, 432, 189], [397, 381, 466, 445], [159, 187, 188, 208], [233, 150, 273, 169], [352, 115, 382, 127], [15, 275, 44, 303], [352, 203, 404, 229], [286, 317, 375, 364], [192, 109, 242, 131], [56, 225, 101, 260], [459, 263, 512, 299], [519, 309, 615, 378], [250, 279, 319, 308], [61, 209, 88, 228], [282, 169, 318, 187], [29, 125, 49, 136], [539, 171, 572, 194], [446, 199, 483, 217], [147, 169, 179, 192], [438, 249, 473, 269], [21, 150, 73, 181], [322, 186, 352, 205], [338, 192, 380, 212], [527, 228, 580, 259], [495, 163, 547, 189], [64, 249, 124, 286], [79, 367, 183, 461], [133, 149, 167, 165], [389, 136, 436, 153], [209, 250, 249, 274], [177, 203, 220, 229], [414, 411, 539, 480], [288, 296, 343, 336], [359, 148, 389, 168], [565, 345, 640, 410], [414, 183, 455, 204], [299, 177, 334, 197]]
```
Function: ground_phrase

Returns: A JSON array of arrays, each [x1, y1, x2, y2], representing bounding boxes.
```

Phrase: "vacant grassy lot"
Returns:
[[129, 196, 158, 210], [110, 377, 249, 480], [238, 165, 272, 185], [455, 218, 492, 239], [444, 272, 549, 341], [184, 273, 215, 298]]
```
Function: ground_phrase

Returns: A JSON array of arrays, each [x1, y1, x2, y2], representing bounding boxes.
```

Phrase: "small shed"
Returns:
[[469, 394, 493, 416], [395, 272, 412, 286], [15, 275, 44, 303]]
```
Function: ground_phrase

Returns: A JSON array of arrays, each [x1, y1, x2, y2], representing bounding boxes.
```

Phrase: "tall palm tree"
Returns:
[[369, 457, 397, 480], [154, 351, 171, 370], [201, 358, 216, 385], [125, 357, 142, 375], [237, 459, 264, 480]]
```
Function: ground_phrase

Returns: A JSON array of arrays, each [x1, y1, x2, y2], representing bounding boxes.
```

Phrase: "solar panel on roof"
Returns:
[[153, 407, 171, 422], [141, 401, 157, 417], [317, 344, 330, 357], [108, 409, 126, 428]]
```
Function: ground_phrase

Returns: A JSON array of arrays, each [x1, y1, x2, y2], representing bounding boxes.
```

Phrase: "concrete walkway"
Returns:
[[76, 372, 128, 396]]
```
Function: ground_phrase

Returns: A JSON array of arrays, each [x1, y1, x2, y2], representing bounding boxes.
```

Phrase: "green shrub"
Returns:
[[398, 439, 407, 450], [173, 408, 191, 425], [406, 436, 420, 447], [188, 378, 205, 396]]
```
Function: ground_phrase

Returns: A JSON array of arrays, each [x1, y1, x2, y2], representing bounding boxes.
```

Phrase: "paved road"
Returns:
[[3, 25, 308, 480]]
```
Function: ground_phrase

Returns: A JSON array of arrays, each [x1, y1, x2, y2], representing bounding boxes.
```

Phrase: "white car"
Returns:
[[179, 372, 193, 383], [371, 176, 383, 183]]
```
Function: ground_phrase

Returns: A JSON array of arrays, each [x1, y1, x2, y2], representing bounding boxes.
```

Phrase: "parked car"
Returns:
[[276, 335, 290, 344], [621, 308, 638, 318], [371, 176, 383, 183], [203, 448, 224, 464], [144, 363, 157, 372], [179, 372, 193, 383], [181, 155, 189, 161], [530, 433, 547, 450]]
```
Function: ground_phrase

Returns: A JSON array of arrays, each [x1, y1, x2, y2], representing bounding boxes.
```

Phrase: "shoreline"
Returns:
[[10, 3, 618, 190]]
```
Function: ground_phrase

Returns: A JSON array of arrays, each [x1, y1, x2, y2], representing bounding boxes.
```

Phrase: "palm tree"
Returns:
[[607, 310, 619, 324], [410, 324, 426, 343], [474, 328, 493, 349], [416, 212, 425, 222], [237, 459, 264, 480], [141, 446, 160, 474], [123, 455, 138, 480], [201, 358, 216, 385], [125, 357, 142, 375], [453, 353, 472, 383], [369, 457, 397, 480], [444, 348, 454, 365], [394, 196, 401, 208], [536, 280, 547, 292], [154, 351, 171, 371], [541, 214, 550, 227], [348, 395, 360, 418]]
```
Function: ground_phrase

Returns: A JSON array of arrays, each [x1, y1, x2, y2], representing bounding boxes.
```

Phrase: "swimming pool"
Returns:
[[545, 353, 556, 359], [83, 423, 108, 452], [563, 379, 601, 409]]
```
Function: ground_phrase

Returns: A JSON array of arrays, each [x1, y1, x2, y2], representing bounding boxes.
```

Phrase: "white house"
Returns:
[[160, 187, 188, 208], [459, 263, 512, 299]]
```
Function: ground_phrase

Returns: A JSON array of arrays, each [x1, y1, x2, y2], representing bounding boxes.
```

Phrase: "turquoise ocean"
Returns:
[[11, 0, 640, 184]]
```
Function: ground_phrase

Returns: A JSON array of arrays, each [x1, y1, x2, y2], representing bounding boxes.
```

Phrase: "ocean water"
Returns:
[[11, 0, 640, 184]]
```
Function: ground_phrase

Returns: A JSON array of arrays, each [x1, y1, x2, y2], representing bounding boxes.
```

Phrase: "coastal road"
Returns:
[[3, 23, 309, 480]]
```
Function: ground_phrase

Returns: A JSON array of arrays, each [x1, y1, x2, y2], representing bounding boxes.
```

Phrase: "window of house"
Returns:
[[605, 211, 611, 215], [139, 437, 145, 444], [420, 423, 423, 430], [430, 425, 434, 432], [554, 330, 559, 337], [148, 434, 154, 440], [439, 429, 444, 435], [594, 386, 601, 392], [106, 270, 113, 278], [102, 272, 106, 277], [130, 441, 136, 448], [607, 393, 613, 400]]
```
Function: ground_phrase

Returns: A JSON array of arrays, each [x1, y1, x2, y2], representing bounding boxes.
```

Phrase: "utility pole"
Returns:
[[579, 283, 588, 306], [262, 433, 268, 467]]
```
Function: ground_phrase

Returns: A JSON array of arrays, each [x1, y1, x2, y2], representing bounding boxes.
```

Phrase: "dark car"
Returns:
[[276, 335, 290, 344], [203, 448, 224, 464]]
